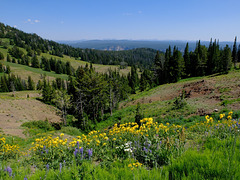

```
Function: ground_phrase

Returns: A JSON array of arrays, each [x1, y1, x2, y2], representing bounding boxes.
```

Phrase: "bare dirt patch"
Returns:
[[0, 97, 61, 138]]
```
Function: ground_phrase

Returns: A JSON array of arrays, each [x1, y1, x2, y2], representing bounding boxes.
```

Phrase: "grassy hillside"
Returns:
[[96, 69, 240, 129], [0, 38, 132, 83]]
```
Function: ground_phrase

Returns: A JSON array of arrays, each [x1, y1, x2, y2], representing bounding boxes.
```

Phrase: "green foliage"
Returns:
[[60, 126, 81, 136], [21, 120, 55, 132], [135, 103, 143, 126], [173, 90, 187, 109], [0, 51, 4, 60]]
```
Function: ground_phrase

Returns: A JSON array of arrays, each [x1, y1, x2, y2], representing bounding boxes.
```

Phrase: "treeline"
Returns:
[[137, 38, 240, 91], [0, 67, 35, 92], [7, 47, 74, 75], [0, 22, 156, 67]]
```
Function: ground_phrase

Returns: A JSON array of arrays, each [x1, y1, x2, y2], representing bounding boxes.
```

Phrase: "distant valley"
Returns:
[[60, 39, 234, 52]]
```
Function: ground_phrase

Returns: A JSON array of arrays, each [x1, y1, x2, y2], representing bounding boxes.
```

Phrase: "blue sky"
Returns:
[[1, 0, 240, 41]]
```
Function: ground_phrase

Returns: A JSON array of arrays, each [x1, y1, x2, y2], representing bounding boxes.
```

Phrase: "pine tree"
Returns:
[[44, 59, 51, 72], [0, 63, 3, 73], [238, 45, 240, 64], [55, 60, 63, 74], [154, 51, 165, 84], [168, 46, 184, 82], [129, 66, 138, 94], [0, 76, 9, 92], [0, 52, 4, 60], [66, 61, 72, 75], [232, 36, 237, 68], [220, 45, 232, 73], [6, 65, 11, 74], [31, 55, 40, 68], [7, 54, 11, 62], [183, 43, 190, 77], [42, 79, 54, 104], [36, 80, 43, 90], [27, 76, 35, 90], [139, 73, 147, 92], [135, 102, 143, 126]]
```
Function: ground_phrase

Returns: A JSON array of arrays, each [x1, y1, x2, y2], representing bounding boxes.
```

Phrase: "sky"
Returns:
[[1, 0, 240, 42]]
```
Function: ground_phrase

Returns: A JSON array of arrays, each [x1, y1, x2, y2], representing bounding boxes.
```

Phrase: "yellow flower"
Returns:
[[113, 138, 116, 141]]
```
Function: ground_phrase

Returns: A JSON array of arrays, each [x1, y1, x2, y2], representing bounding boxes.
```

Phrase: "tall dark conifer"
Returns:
[[237, 45, 240, 63], [183, 43, 190, 77], [232, 36, 237, 68]]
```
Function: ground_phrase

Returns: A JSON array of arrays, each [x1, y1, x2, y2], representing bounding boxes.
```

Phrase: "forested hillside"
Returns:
[[0, 23, 157, 68]]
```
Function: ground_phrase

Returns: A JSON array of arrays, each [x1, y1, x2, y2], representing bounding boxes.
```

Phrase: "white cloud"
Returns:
[[60, 21, 64, 24], [25, 19, 40, 24], [123, 12, 132, 16], [13, 25, 17, 28], [138, 11, 142, 14]]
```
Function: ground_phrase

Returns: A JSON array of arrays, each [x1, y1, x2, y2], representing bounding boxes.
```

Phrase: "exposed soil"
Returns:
[[120, 73, 240, 117], [0, 93, 61, 138]]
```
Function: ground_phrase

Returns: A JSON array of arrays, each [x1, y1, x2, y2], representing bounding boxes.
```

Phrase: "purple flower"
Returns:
[[46, 149, 49, 154], [74, 148, 78, 157], [77, 141, 79, 149], [80, 147, 84, 159], [143, 147, 148, 153], [148, 143, 151, 148], [87, 148, 93, 160], [46, 164, 49, 171], [24, 176, 28, 180], [59, 163, 62, 173], [43, 146, 46, 150], [5, 166, 12, 177]]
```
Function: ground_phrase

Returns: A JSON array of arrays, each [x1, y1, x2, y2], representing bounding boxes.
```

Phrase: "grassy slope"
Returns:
[[0, 38, 131, 83], [97, 69, 240, 129]]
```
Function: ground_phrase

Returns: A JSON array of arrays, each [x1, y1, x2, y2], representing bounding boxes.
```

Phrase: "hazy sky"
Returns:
[[1, 0, 240, 41]]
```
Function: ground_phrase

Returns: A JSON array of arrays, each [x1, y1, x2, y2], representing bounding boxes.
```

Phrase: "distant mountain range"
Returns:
[[59, 40, 234, 52]]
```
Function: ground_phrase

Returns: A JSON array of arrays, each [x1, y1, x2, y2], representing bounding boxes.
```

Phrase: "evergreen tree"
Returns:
[[23, 55, 30, 66], [55, 60, 63, 74], [0, 76, 9, 92], [135, 102, 143, 126], [44, 59, 51, 72], [220, 45, 232, 73], [168, 46, 184, 82], [42, 79, 54, 104], [232, 36, 237, 68], [6, 65, 11, 74], [36, 80, 43, 90], [7, 54, 11, 62], [31, 55, 40, 68], [238, 45, 240, 63], [139, 73, 147, 92], [154, 51, 165, 84], [66, 61, 72, 75], [27, 76, 35, 90], [0, 52, 4, 60], [183, 43, 191, 77], [129, 65, 138, 94], [0, 63, 3, 73]]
